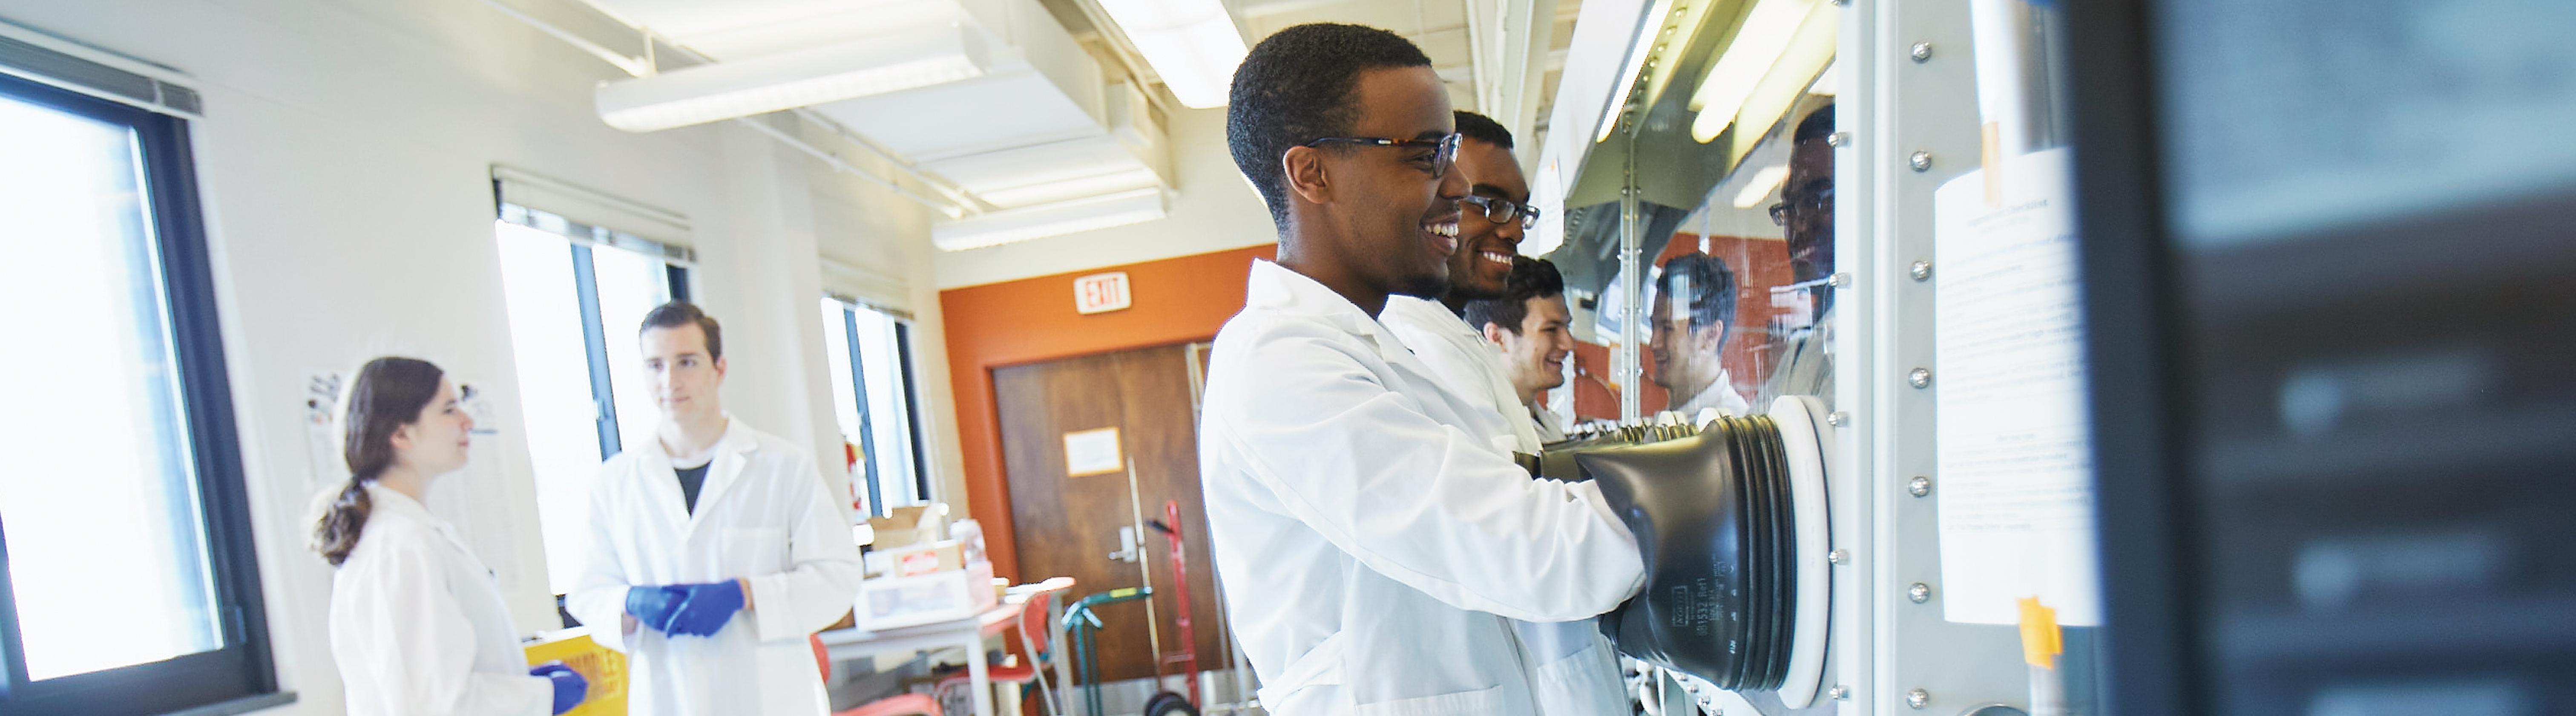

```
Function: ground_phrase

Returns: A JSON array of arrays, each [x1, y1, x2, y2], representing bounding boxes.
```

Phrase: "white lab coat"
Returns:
[[1199, 260, 1646, 715], [1532, 403, 1569, 444], [329, 483, 552, 716], [1379, 296, 1544, 454], [564, 418, 865, 716], [1672, 370, 1751, 417], [1379, 296, 1634, 715]]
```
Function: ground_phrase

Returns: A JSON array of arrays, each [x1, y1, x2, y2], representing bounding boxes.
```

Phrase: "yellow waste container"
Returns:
[[524, 629, 627, 716]]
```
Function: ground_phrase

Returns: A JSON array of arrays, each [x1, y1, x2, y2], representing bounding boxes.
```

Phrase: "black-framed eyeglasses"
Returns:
[[1458, 194, 1543, 230], [1768, 185, 1834, 226], [1303, 133, 1463, 178]]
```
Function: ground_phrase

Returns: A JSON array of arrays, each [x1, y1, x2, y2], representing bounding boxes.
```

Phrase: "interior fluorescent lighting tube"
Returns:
[[597, 26, 992, 132], [1597, 0, 1680, 143], [1094, 0, 1248, 109], [1685, 0, 1816, 136], [932, 188, 1170, 251], [1732, 165, 1791, 208]]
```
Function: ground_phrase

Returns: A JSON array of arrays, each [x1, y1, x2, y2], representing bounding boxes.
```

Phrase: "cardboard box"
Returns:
[[882, 540, 966, 577], [524, 629, 627, 716], [856, 560, 998, 631], [865, 505, 948, 550]]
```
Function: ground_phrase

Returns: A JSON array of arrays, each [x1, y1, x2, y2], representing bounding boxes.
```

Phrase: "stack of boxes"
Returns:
[[856, 505, 999, 630]]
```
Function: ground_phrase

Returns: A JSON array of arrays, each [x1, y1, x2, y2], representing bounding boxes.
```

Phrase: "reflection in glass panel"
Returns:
[[0, 92, 223, 679]]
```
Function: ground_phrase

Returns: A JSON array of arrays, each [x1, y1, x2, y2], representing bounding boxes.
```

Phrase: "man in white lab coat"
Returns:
[[1650, 253, 1753, 417], [1463, 257, 1578, 444], [1199, 24, 1646, 715], [1379, 111, 1631, 714], [566, 303, 864, 716]]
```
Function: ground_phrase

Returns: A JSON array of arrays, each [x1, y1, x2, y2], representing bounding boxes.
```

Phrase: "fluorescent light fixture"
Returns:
[[972, 166, 1164, 208], [1719, 7, 1839, 154], [1094, 0, 1249, 109], [597, 26, 992, 132], [1685, 0, 1816, 141], [1691, 0, 1837, 143], [1597, 0, 1680, 143], [932, 188, 1170, 251], [1732, 165, 1791, 208]]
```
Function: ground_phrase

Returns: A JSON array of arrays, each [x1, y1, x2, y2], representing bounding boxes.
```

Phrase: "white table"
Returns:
[[817, 578, 1075, 716]]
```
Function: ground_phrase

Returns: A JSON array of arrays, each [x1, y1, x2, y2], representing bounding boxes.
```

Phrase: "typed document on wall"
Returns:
[[1932, 147, 2103, 626]]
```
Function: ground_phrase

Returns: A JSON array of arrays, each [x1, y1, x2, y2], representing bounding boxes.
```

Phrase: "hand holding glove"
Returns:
[[662, 580, 748, 637], [625, 585, 688, 632], [528, 661, 588, 715]]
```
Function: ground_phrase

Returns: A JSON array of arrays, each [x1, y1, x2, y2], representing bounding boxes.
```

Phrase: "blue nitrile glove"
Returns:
[[528, 661, 588, 715], [626, 585, 687, 631], [663, 580, 747, 637]]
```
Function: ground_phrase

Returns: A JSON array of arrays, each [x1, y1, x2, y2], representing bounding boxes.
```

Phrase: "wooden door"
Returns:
[[994, 344, 1223, 686]]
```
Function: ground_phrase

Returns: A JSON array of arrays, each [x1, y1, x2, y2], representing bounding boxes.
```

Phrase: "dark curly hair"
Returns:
[[1453, 110, 1513, 150], [1226, 23, 1435, 225], [1465, 256, 1564, 335], [1656, 253, 1740, 332]]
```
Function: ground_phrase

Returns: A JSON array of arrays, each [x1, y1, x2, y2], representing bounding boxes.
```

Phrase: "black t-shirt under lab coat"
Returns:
[[675, 462, 711, 514]]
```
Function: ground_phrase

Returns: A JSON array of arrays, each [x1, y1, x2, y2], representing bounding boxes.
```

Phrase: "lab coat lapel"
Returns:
[[635, 449, 694, 539], [681, 422, 759, 539]]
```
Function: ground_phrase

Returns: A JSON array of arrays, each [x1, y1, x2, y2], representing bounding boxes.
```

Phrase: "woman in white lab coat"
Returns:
[[313, 357, 587, 716]]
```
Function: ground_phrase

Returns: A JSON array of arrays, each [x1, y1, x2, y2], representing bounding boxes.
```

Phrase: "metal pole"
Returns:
[[1618, 136, 1644, 422]]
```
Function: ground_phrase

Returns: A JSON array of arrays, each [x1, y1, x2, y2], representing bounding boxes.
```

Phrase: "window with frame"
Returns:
[[816, 297, 936, 517], [492, 203, 693, 595], [0, 69, 282, 713]]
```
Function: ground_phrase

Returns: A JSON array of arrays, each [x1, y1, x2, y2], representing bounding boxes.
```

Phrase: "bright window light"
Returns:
[[1094, 0, 1248, 109], [1733, 165, 1792, 208], [0, 92, 223, 680]]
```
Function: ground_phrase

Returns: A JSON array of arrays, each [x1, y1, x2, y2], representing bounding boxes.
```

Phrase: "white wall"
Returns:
[[931, 106, 1279, 289], [0, 0, 949, 712]]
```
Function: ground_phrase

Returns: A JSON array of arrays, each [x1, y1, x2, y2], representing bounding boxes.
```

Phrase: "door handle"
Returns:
[[1108, 525, 1140, 563]]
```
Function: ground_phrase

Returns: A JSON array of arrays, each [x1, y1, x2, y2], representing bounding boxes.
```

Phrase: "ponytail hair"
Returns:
[[311, 357, 444, 567]]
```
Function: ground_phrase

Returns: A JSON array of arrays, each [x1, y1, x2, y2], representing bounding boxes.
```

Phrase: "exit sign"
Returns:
[[1074, 271, 1132, 315]]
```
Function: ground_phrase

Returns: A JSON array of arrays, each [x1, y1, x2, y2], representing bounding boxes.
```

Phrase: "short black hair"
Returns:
[[1466, 257, 1565, 335], [639, 301, 722, 359], [1453, 110, 1513, 150], [1227, 23, 1436, 225], [1794, 104, 1835, 144], [1655, 253, 1739, 332]]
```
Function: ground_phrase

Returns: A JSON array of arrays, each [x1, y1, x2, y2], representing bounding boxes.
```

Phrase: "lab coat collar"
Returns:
[[1381, 295, 1478, 340], [1246, 260, 1419, 360], [641, 414, 762, 538], [362, 481, 471, 553]]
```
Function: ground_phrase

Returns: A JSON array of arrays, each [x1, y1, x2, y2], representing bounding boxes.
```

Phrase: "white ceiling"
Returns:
[[568, 0, 1583, 216]]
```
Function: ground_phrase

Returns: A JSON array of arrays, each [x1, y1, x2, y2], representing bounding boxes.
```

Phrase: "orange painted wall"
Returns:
[[939, 244, 1276, 580]]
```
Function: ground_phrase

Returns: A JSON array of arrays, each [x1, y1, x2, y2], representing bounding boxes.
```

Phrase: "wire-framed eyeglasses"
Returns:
[[1458, 194, 1543, 230], [1302, 133, 1463, 178]]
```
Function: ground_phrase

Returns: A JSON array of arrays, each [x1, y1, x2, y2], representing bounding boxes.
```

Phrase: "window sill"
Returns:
[[160, 691, 297, 716]]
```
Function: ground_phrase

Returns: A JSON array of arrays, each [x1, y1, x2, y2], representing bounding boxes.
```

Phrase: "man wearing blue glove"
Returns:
[[566, 303, 865, 715]]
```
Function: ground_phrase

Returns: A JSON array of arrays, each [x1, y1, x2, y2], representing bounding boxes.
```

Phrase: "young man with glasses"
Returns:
[[1764, 105, 1838, 404], [1381, 110, 1549, 455], [1378, 111, 1631, 714], [1198, 23, 1645, 716]]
